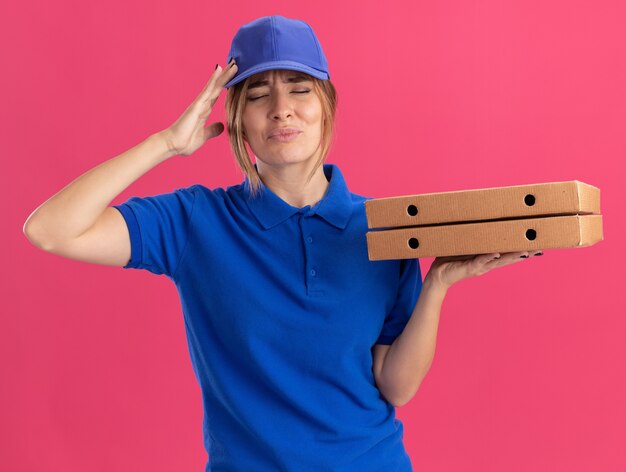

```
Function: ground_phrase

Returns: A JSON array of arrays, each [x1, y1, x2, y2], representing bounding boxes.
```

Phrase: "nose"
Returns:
[[268, 90, 294, 120]]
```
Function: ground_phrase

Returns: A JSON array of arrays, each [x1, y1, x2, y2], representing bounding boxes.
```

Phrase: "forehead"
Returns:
[[247, 70, 313, 89]]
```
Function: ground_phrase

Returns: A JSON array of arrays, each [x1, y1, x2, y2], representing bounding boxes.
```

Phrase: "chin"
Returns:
[[257, 148, 320, 167]]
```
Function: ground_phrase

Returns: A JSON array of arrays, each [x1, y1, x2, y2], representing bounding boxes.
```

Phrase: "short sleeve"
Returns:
[[112, 185, 197, 278], [375, 258, 423, 345]]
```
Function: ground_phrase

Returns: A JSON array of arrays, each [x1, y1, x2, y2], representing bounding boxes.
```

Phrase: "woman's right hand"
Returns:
[[161, 59, 238, 157]]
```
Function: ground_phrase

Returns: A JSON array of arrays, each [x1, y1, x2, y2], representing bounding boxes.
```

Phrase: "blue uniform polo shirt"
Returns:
[[113, 163, 423, 472]]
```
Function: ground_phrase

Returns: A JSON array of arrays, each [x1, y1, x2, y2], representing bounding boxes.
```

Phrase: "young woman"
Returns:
[[24, 15, 542, 472]]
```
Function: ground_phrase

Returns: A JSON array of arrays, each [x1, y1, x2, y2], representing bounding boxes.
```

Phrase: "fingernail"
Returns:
[[520, 255, 529, 258], [494, 256, 500, 259], [215, 63, 219, 70], [228, 58, 236, 68], [535, 252, 543, 256]]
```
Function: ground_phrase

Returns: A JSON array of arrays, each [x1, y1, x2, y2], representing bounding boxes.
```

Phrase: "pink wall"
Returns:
[[5, 1, 625, 470]]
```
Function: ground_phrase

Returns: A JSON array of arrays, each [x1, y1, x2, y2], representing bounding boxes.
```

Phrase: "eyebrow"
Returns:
[[247, 74, 312, 90]]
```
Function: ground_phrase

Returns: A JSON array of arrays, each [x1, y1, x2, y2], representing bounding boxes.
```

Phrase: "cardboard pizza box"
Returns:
[[365, 180, 600, 229], [366, 214, 603, 260], [364, 181, 603, 260]]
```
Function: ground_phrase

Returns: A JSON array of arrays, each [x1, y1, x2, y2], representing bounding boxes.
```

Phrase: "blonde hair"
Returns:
[[225, 70, 337, 198]]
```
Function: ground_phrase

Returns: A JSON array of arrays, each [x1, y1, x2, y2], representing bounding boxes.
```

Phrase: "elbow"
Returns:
[[23, 215, 39, 243], [377, 360, 430, 408], [381, 385, 417, 408], [391, 390, 416, 408], [393, 395, 407, 408], [384, 394, 409, 409], [23, 219, 54, 251], [23, 220, 39, 247], [385, 380, 423, 408]]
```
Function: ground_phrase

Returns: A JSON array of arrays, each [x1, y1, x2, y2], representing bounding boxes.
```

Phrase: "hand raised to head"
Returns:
[[161, 59, 239, 157]]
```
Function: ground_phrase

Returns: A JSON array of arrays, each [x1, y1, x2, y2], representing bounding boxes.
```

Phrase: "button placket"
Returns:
[[299, 214, 317, 294]]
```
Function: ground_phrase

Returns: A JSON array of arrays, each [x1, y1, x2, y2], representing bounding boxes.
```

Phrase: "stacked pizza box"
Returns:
[[364, 181, 603, 261]]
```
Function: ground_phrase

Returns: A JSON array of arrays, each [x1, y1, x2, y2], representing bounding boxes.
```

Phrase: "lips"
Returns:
[[268, 127, 302, 138]]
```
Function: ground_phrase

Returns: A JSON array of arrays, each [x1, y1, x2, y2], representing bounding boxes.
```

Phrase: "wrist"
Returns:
[[153, 130, 179, 160], [423, 270, 450, 295]]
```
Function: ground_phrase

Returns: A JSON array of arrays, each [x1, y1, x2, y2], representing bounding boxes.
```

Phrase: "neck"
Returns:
[[256, 160, 329, 209]]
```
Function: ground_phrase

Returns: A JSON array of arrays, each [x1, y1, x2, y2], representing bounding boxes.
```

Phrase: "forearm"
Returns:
[[24, 131, 175, 247], [379, 273, 448, 407]]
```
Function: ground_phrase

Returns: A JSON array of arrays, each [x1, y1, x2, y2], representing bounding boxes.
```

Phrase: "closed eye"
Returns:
[[247, 90, 311, 101]]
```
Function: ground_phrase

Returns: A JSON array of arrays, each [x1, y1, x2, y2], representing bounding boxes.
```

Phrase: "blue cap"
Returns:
[[224, 15, 330, 89]]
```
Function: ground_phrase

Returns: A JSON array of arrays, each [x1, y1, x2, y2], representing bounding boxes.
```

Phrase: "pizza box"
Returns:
[[364, 181, 603, 260], [365, 180, 600, 229], [366, 214, 603, 260]]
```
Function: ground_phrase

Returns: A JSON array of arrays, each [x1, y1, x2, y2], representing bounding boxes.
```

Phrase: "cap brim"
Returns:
[[225, 60, 329, 89]]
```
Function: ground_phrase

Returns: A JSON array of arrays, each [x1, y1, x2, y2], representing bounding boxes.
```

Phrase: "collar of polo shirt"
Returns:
[[243, 163, 353, 230]]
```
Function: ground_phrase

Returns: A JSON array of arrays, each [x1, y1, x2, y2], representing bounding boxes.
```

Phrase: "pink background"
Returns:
[[4, 1, 625, 471]]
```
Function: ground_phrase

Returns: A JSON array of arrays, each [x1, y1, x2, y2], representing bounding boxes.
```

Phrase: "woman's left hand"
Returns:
[[426, 250, 544, 290]]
